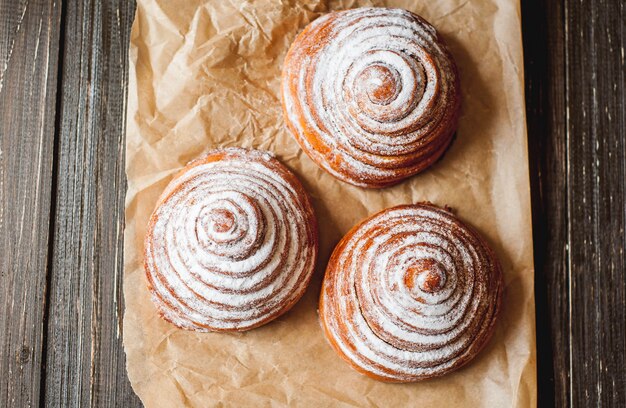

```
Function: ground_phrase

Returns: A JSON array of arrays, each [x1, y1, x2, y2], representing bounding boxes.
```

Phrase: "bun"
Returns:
[[282, 8, 461, 188], [319, 203, 502, 381], [144, 148, 318, 332]]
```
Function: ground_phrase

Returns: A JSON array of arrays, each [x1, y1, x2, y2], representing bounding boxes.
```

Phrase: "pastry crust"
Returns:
[[282, 8, 461, 188], [144, 148, 318, 332], [319, 203, 502, 382]]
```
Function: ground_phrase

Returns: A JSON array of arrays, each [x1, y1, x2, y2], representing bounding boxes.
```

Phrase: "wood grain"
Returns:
[[42, 0, 140, 406], [0, 0, 624, 406], [565, 1, 625, 405], [0, 1, 61, 407], [524, 0, 626, 406]]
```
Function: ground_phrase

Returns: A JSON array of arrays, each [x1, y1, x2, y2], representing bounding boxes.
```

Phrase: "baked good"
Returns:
[[144, 148, 318, 332], [282, 8, 461, 188], [319, 203, 502, 382]]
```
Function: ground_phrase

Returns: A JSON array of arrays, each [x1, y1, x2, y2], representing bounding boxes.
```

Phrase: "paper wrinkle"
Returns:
[[124, 0, 537, 406]]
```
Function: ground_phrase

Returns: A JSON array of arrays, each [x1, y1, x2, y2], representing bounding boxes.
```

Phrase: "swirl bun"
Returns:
[[319, 203, 502, 382], [144, 148, 318, 332], [282, 8, 461, 188]]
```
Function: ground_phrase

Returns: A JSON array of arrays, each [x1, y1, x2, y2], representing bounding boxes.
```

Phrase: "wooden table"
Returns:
[[0, 1, 623, 406]]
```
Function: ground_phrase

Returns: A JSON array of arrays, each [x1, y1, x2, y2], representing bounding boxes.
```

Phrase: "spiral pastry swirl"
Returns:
[[282, 8, 461, 188], [144, 148, 318, 332], [320, 203, 502, 382]]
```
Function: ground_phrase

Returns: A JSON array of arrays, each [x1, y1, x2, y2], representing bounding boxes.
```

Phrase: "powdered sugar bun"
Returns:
[[282, 8, 461, 188], [319, 203, 502, 382], [144, 148, 318, 332]]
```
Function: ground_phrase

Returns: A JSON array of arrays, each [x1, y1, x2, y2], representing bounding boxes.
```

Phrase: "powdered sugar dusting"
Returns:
[[282, 8, 461, 187], [320, 204, 502, 381], [145, 148, 318, 332]]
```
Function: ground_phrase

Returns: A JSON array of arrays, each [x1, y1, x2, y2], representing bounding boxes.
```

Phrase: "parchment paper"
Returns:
[[124, 0, 536, 406]]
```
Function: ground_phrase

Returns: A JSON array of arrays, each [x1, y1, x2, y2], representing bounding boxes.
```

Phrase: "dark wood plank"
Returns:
[[523, 0, 568, 405], [565, 0, 625, 405], [0, 1, 61, 406], [525, 0, 626, 406], [43, 0, 141, 406], [522, 0, 561, 405]]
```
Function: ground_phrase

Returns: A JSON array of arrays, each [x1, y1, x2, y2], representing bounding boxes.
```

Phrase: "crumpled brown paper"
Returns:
[[124, 0, 536, 406]]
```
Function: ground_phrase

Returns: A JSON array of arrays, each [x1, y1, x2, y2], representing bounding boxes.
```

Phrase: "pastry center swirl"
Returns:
[[196, 195, 263, 256], [357, 64, 400, 105], [209, 208, 236, 233], [405, 259, 447, 294], [347, 50, 428, 129]]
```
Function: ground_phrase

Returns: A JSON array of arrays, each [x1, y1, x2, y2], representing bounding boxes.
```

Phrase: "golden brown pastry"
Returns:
[[282, 8, 461, 188], [144, 148, 318, 332], [319, 203, 502, 382]]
